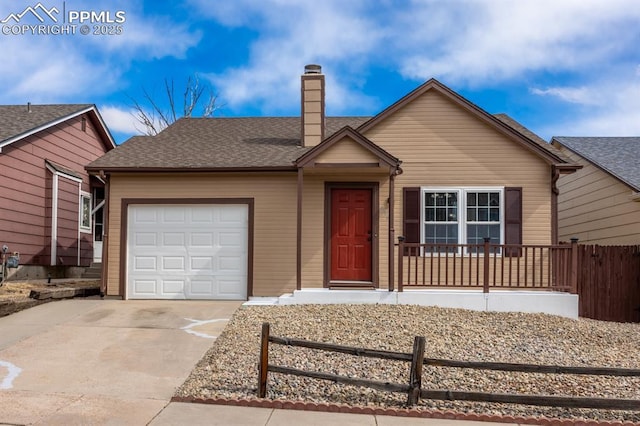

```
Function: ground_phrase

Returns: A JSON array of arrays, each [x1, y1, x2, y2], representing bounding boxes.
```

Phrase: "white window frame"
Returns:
[[420, 187, 504, 255], [79, 191, 92, 234]]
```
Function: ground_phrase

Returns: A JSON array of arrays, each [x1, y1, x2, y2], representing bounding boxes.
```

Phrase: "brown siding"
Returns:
[[106, 173, 298, 297], [556, 146, 640, 244], [0, 113, 109, 265], [313, 137, 380, 164], [363, 90, 553, 250]]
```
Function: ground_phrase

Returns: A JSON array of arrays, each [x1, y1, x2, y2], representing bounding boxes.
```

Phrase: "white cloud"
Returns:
[[529, 87, 600, 106], [193, 0, 383, 114], [534, 77, 640, 136], [99, 105, 142, 135], [0, 2, 201, 104], [396, 0, 640, 85]]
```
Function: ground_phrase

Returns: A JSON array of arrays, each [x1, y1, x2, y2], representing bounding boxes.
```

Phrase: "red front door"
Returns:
[[330, 188, 372, 282]]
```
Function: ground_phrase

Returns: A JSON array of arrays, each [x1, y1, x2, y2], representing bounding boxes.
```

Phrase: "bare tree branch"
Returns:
[[129, 74, 221, 135]]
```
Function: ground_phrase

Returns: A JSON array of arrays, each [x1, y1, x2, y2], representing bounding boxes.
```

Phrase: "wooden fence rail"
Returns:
[[257, 323, 640, 410]]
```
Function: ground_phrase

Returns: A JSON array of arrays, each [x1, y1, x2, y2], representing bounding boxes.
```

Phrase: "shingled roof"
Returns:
[[552, 137, 640, 192], [493, 113, 571, 163], [0, 103, 115, 151], [87, 116, 370, 171]]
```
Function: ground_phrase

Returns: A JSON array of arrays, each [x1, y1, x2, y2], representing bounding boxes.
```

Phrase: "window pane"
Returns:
[[425, 208, 434, 221], [490, 192, 500, 206], [435, 208, 446, 221], [425, 193, 435, 206], [448, 208, 457, 221], [490, 207, 499, 221], [467, 208, 476, 221], [478, 208, 488, 221], [81, 196, 91, 228], [467, 192, 476, 206], [435, 193, 446, 206], [425, 224, 435, 239], [449, 193, 458, 206], [490, 224, 500, 239], [478, 192, 488, 206]]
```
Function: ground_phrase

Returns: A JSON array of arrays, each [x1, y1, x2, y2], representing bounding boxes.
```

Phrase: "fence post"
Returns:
[[407, 336, 426, 406], [483, 238, 490, 293], [258, 322, 270, 398], [398, 236, 405, 292], [570, 238, 579, 294]]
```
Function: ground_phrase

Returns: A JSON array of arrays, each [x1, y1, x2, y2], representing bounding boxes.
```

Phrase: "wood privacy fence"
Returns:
[[257, 323, 640, 410], [577, 244, 640, 323]]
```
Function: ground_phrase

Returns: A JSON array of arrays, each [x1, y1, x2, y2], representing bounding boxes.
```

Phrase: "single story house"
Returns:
[[0, 104, 115, 280], [87, 65, 580, 301], [552, 137, 640, 244]]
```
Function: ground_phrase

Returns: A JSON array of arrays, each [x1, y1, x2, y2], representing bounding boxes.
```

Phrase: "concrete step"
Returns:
[[81, 263, 102, 279]]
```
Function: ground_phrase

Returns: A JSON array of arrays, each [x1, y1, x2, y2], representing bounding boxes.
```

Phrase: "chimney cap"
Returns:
[[304, 64, 322, 74]]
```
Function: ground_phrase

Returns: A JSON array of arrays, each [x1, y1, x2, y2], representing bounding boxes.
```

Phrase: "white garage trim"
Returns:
[[121, 199, 254, 300]]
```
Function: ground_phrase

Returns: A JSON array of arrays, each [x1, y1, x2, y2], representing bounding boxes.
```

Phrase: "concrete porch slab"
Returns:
[[264, 289, 579, 318]]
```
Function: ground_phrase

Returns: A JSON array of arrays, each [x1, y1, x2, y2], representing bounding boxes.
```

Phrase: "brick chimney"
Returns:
[[301, 64, 325, 147]]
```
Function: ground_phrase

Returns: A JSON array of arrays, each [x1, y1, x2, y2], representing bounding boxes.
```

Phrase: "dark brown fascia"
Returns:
[[85, 166, 297, 174], [357, 78, 573, 167], [294, 125, 401, 169]]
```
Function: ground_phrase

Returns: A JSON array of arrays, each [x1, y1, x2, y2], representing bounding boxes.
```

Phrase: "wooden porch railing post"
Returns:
[[570, 238, 579, 294], [258, 322, 270, 398], [407, 336, 426, 406], [398, 236, 405, 292], [483, 238, 490, 293]]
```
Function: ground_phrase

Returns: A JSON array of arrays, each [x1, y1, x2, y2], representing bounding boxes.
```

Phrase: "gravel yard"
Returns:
[[176, 304, 640, 422]]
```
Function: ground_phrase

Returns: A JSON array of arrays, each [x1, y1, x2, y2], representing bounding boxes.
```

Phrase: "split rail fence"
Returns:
[[257, 323, 640, 410]]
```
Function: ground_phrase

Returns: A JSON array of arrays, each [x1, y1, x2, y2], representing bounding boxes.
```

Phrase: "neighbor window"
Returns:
[[422, 188, 503, 254], [80, 192, 91, 233]]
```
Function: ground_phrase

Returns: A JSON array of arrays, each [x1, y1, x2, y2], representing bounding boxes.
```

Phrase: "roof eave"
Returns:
[[85, 165, 298, 174], [0, 105, 116, 152]]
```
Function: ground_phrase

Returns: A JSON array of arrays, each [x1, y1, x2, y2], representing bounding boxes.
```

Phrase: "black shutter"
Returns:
[[504, 187, 522, 257], [403, 187, 420, 255]]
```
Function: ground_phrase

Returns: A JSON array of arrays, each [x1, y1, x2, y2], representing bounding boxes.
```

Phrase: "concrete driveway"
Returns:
[[0, 298, 242, 425]]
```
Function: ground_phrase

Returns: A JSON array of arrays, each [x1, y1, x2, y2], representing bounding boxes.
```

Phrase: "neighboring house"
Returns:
[[0, 104, 115, 280], [552, 137, 640, 244], [87, 65, 579, 300]]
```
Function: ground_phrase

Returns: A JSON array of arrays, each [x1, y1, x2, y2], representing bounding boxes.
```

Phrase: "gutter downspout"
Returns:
[[388, 171, 395, 291], [296, 168, 303, 290], [551, 166, 560, 244], [51, 173, 59, 266], [100, 171, 109, 297]]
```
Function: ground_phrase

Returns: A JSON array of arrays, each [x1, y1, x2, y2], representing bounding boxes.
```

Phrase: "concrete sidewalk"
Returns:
[[151, 403, 517, 425]]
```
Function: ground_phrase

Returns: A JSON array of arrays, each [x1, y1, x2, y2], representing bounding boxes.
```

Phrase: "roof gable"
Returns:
[[552, 137, 640, 192], [0, 104, 116, 153], [295, 126, 400, 169], [357, 79, 572, 166]]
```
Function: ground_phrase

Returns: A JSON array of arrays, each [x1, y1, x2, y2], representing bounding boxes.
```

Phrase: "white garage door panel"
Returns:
[[127, 204, 248, 300]]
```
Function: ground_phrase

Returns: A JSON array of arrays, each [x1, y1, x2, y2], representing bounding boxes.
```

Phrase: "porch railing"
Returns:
[[396, 238, 578, 293]]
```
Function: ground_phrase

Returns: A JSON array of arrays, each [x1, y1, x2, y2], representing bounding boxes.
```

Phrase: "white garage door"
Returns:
[[127, 204, 248, 300]]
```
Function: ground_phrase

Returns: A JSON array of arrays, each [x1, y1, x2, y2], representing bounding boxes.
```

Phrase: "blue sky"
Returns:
[[1, 0, 639, 144]]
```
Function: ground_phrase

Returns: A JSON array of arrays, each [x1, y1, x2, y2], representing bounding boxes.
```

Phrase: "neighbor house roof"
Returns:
[[552, 137, 640, 192], [86, 116, 370, 171], [0, 104, 116, 151]]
